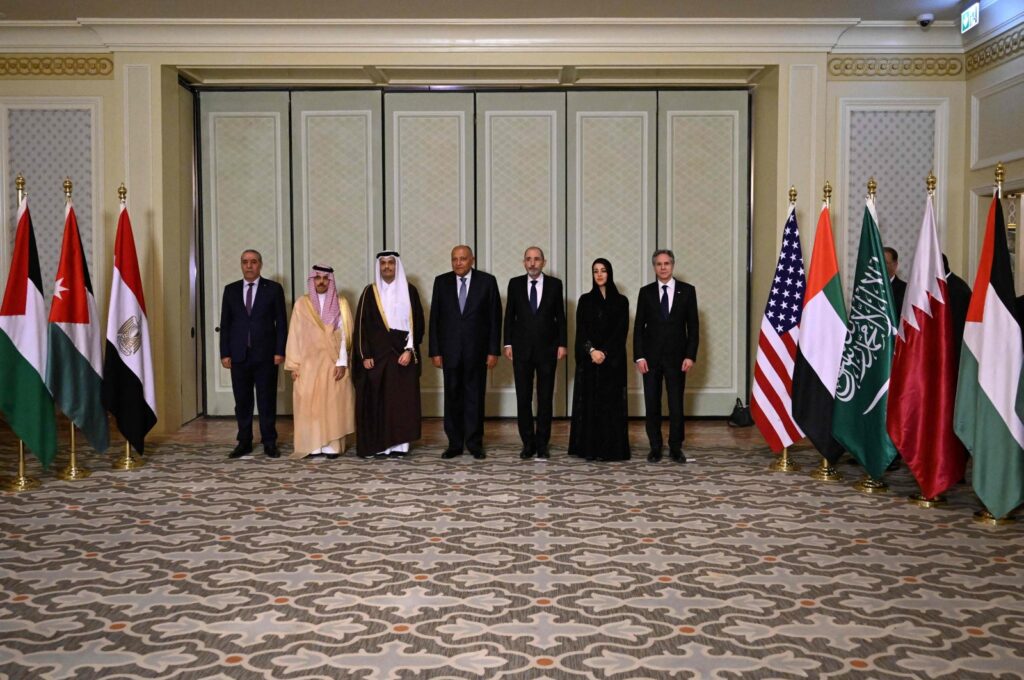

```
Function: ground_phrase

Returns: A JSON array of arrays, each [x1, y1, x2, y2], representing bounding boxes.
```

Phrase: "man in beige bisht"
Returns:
[[285, 264, 355, 459]]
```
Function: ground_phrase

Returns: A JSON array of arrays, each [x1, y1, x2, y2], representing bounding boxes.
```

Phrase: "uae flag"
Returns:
[[0, 197, 57, 467], [954, 196, 1024, 519], [46, 199, 109, 454], [887, 193, 966, 498], [751, 205, 805, 451], [792, 202, 847, 463], [102, 204, 157, 454], [832, 197, 899, 478]]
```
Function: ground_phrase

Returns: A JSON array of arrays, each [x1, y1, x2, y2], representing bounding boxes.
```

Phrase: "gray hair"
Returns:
[[651, 249, 675, 265], [241, 249, 263, 263], [523, 246, 545, 260]]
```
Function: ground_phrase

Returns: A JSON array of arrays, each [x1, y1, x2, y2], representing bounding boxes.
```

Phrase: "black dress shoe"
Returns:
[[264, 444, 280, 458], [441, 448, 463, 459], [229, 442, 253, 458], [647, 448, 663, 463], [536, 448, 550, 460], [887, 458, 901, 471], [669, 449, 687, 464], [471, 450, 487, 460], [519, 447, 535, 460], [325, 453, 340, 460]]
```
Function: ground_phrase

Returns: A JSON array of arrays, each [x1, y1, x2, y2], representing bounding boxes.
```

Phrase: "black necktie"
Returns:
[[660, 284, 669, 320], [530, 279, 538, 314]]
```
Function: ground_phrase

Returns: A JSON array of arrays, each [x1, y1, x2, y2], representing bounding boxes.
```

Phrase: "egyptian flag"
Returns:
[[887, 193, 966, 497], [46, 199, 109, 453], [102, 204, 157, 453], [954, 196, 1024, 519], [0, 196, 57, 466], [791, 202, 847, 463]]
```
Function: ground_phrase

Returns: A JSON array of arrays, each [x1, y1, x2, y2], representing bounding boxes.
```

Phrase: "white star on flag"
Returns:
[[53, 277, 69, 300]]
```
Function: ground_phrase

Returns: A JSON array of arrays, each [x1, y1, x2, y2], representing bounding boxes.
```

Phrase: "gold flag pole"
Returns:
[[111, 183, 145, 472], [853, 177, 888, 495], [808, 180, 844, 484], [975, 162, 1016, 525], [909, 172, 947, 509], [769, 186, 802, 474], [4, 175, 42, 492], [56, 178, 91, 482]]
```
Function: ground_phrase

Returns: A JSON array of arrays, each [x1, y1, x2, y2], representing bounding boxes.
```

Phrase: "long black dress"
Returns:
[[568, 287, 630, 461]]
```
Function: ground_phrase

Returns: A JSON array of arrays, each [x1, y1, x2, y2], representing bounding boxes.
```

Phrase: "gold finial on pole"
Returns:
[[867, 177, 877, 199], [823, 180, 832, 206], [15, 174, 26, 203], [63, 177, 73, 200], [118, 183, 127, 203], [926, 172, 937, 195], [995, 162, 1005, 198], [788, 186, 797, 206]]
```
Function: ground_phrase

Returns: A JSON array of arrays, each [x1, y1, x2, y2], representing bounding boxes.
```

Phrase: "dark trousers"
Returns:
[[642, 362, 687, 450], [230, 358, 279, 445], [513, 354, 557, 450], [442, 359, 487, 453]]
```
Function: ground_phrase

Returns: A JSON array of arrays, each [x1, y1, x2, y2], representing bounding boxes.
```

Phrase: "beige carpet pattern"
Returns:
[[1, 438, 1022, 679]]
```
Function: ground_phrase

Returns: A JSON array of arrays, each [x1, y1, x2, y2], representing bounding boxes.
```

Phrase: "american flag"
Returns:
[[751, 205, 806, 451]]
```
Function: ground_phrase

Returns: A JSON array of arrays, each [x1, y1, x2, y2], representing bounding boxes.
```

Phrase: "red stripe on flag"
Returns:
[[753, 361, 802, 442], [751, 400, 783, 451], [758, 332, 793, 393], [803, 205, 840, 304], [966, 197, 998, 323], [113, 207, 148, 316], [0, 204, 30, 317]]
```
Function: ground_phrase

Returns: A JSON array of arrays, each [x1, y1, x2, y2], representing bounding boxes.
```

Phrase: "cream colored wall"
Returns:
[[0, 42, 982, 432], [964, 50, 1024, 290]]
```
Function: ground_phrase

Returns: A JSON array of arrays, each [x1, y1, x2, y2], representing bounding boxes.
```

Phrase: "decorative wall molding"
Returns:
[[965, 24, 1024, 75], [0, 54, 113, 78], [827, 55, 964, 80]]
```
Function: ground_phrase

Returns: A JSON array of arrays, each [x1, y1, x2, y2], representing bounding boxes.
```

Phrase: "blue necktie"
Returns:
[[459, 277, 467, 313], [660, 284, 669, 320], [530, 279, 538, 314]]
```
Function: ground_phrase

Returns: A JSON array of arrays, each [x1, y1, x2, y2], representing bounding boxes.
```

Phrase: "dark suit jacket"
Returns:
[[891, 276, 907, 315], [429, 269, 502, 367], [220, 277, 288, 364], [633, 278, 699, 367], [503, 274, 567, 362]]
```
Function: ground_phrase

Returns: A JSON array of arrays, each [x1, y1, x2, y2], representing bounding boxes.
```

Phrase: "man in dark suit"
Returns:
[[220, 249, 288, 459], [429, 245, 502, 460], [634, 249, 699, 464], [503, 246, 567, 460], [884, 246, 907, 316]]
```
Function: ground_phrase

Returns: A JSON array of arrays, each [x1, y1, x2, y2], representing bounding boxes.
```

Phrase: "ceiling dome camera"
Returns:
[[917, 13, 935, 28]]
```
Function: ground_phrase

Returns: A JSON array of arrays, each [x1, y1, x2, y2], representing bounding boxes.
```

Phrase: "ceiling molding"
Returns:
[[0, 17, 886, 54], [965, 23, 1024, 75], [827, 55, 964, 80]]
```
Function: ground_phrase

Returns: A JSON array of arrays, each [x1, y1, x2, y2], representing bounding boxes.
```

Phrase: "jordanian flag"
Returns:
[[0, 197, 57, 467], [792, 202, 847, 463], [46, 200, 109, 453], [955, 196, 1024, 519], [102, 204, 157, 454], [833, 197, 899, 478]]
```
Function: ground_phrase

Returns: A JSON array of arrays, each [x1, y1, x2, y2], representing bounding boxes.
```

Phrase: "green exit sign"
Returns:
[[962, 2, 980, 33]]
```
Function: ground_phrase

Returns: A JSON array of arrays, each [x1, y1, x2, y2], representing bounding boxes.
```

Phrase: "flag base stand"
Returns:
[[112, 443, 145, 472], [57, 426, 91, 481], [853, 476, 888, 494], [974, 509, 1016, 526], [809, 457, 843, 483], [908, 493, 946, 508], [4, 443, 40, 491], [768, 448, 801, 473], [3, 475, 40, 492], [57, 462, 92, 481]]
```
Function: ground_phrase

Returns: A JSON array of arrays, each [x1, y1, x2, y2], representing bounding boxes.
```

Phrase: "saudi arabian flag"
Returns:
[[0, 196, 57, 466], [832, 197, 899, 478]]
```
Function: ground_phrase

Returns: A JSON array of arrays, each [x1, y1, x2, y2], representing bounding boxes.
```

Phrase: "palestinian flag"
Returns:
[[955, 196, 1024, 519], [0, 196, 57, 466]]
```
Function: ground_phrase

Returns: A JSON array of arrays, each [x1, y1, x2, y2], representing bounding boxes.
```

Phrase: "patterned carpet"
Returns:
[[1, 434, 1022, 679]]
